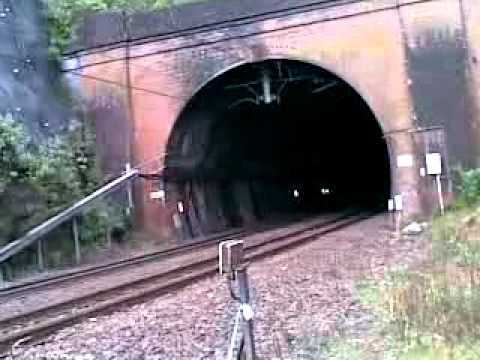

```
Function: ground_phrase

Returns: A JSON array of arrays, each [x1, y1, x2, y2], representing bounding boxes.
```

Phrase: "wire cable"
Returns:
[[62, 0, 437, 73], [69, 71, 186, 99], [64, 0, 365, 57]]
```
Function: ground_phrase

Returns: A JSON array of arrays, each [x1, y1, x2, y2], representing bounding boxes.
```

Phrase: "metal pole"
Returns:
[[394, 210, 402, 240], [126, 163, 134, 217], [0, 169, 139, 265], [436, 174, 445, 215], [37, 239, 44, 271], [124, 11, 136, 221], [73, 217, 81, 264], [236, 265, 256, 360]]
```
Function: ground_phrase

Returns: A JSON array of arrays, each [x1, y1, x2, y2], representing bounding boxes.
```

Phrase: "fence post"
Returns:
[[0, 266, 4, 288], [106, 225, 112, 249], [37, 239, 44, 271], [73, 217, 81, 265], [237, 265, 256, 360]]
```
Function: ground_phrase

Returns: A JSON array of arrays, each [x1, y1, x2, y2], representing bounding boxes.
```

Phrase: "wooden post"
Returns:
[[236, 266, 256, 360], [37, 239, 44, 271], [73, 217, 81, 265]]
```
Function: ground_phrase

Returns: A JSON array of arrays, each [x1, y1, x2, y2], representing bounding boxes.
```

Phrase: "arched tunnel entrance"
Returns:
[[164, 59, 391, 238]]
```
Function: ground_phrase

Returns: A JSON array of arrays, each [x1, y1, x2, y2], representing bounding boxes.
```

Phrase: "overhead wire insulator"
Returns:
[[262, 71, 273, 104]]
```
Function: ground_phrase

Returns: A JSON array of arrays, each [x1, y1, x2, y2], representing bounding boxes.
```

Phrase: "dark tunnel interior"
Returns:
[[164, 60, 391, 238]]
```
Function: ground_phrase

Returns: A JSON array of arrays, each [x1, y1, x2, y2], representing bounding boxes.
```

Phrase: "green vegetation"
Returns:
[[360, 169, 480, 359], [0, 113, 132, 278], [0, 114, 129, 249], [44, 0, 205, 56], [457, 168, 480, 207], [0, 114, 94, 244], [353, 267, 480, 359], [321, 169, 480, 360]]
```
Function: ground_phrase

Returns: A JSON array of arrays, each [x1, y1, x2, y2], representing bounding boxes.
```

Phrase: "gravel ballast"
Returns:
[[7, 215, 426, 359]]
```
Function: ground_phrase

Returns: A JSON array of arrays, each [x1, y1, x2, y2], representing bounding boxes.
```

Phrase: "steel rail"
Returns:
[[0, 215, 310, 296], [0, 214, 332, 298], [0, 228, 245, 297], [0, 212, 374, 355]]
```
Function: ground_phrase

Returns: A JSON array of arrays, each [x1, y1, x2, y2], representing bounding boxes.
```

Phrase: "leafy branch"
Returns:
[[44, 0, 173, 56], [0, 114, 101, 245]]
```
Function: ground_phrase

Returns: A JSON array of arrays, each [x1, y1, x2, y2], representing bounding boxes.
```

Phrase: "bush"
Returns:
[[0, 114, 102, 246], [458, 168, 480, 206]]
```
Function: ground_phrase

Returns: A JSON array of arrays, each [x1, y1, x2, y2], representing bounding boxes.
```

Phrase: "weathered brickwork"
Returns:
[[68, 0, 480, 235]]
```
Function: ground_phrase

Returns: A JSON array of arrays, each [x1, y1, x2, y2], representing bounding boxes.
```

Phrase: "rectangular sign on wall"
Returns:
[[394, 194, 403, 211], [426, 153, 442, 175], [388, 199, 394, 211]]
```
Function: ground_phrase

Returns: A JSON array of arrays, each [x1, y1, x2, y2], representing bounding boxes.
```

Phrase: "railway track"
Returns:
[[0, 228, 247, 297], [0, 211, 374, 355]]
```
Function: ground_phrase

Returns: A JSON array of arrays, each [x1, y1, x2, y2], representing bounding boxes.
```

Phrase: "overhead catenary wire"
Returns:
[[62, 0, 437, 73], [63, 0, 366, 57], [69, 71, 186, 99]]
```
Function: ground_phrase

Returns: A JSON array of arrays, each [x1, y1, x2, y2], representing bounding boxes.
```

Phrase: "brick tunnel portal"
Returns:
[[164, 59, 391, 237]]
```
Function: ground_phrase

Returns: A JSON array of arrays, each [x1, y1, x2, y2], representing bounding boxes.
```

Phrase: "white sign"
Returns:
[[388, 199, 394, 212], [177, 201, 185, 213], [241, 303, 254, 321], [149, 190, 165, 200], [426, 153, 442, 175], [394, 195, 403, 211], [397, 154, 414, 168]]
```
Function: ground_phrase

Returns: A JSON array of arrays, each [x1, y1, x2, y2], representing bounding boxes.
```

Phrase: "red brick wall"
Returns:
[[69, 0, 480, 236]]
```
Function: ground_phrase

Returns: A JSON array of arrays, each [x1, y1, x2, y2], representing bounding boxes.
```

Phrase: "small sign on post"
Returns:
[[219, 240, 244, 276], [426, 153, 442, 176], [218, 240, 256, 360], [426, 153, 444, 215]]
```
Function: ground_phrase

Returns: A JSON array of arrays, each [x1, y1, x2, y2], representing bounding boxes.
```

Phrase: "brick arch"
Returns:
[[170, 54, 390, 139], [159, 57, 396, 238], [165, 55, 395, 194]]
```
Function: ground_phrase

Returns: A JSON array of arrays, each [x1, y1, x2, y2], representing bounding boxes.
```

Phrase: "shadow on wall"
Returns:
[[0, 0, 69, 139]]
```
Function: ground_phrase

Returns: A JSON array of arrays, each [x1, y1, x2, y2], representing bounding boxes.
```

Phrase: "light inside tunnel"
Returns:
[[165, 59, 391, 238], [293, 189, 300, 198]]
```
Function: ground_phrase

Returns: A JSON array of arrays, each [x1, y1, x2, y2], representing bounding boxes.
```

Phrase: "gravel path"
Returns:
[[6, 215, 426, 359]]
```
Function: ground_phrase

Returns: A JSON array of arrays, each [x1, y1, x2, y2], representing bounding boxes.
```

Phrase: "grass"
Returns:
[[291, 210, 480, 359], [350, 202, 480, 360], [292, 170, 480, 359]]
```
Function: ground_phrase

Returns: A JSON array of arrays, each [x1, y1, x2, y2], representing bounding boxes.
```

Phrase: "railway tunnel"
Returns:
[[163, 59, 391, 237]]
